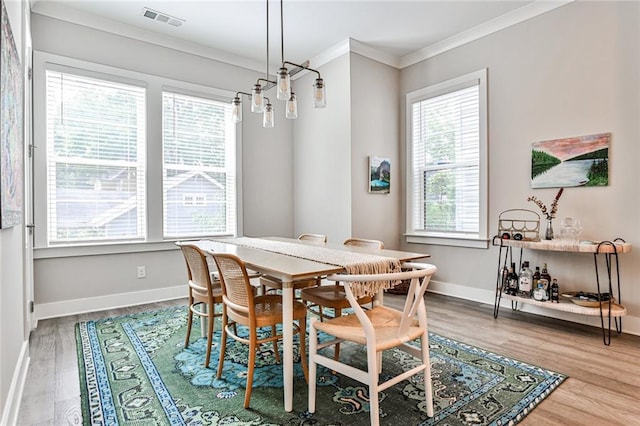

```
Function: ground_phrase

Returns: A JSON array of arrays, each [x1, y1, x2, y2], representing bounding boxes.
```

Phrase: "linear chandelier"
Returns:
[[231, 0, 326, 128]]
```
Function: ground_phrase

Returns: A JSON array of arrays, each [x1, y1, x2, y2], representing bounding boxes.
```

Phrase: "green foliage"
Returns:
[[531, 150, 561, 178], [566, 148, 608, 161], [587, 159, 608, 186]]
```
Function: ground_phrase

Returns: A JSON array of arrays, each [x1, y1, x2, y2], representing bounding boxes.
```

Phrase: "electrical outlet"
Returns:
[[137, 266, 146, 278]]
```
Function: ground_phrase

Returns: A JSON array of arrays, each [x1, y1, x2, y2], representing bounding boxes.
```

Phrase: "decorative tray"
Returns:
[[561, 291, 615, 307]]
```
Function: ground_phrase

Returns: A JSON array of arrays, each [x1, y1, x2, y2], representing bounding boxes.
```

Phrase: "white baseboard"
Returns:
[[35, 285, 186, 321], [428, 280, 640, 337], [1, 341, 29, 426]]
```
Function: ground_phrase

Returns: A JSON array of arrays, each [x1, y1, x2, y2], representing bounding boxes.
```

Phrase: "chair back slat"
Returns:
[[298, 233, 327, 243], [211, 253, 254, 310], [343, 238, 384, 249]]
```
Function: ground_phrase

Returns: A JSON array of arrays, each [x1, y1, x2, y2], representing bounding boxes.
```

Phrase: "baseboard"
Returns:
[[1, 341, 29, 426], [35, 285, 186, 321], [428, 280, 640, 337]]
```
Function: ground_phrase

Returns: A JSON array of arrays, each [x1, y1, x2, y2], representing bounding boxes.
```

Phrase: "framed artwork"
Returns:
[[369, 156, 390, 194], [0, 0, 24, 229], [531, 132, 610, 189]]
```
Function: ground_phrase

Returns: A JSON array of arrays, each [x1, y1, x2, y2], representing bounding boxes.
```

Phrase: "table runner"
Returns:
[[213, 237, 402, 297]]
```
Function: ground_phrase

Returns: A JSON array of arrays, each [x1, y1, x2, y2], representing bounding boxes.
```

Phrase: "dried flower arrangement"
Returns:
[[527, 188, 564, 220]]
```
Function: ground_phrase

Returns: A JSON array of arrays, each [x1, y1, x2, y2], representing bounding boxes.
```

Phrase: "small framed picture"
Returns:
[[369, 156, 390, 194]]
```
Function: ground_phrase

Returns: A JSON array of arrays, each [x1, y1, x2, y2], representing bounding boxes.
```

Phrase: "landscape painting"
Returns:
[[531, 133, 610, 189], [0, 0, 24, 228], [369, 156, 390, 193]]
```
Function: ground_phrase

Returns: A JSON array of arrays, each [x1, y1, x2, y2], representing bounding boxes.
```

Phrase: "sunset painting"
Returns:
[[531, 133, 610, 188]]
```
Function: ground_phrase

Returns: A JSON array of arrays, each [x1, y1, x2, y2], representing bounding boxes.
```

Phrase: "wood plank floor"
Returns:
[[17, 293, 640, 425]]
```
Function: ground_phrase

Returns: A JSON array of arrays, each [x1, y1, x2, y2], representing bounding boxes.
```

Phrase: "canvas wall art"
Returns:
[[0, 0, 24, 228], [369, 156, 390, 193], [531, 133, 610, 189]]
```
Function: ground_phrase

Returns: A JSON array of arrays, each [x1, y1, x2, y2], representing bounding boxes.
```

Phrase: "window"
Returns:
[[162, 92, 236, 238], [406, 69, 488, 248], [45, 70, 146, 244], [34, 53, 240, 253]]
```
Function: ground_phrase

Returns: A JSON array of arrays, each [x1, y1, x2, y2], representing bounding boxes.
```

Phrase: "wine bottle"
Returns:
[[507, 263, 519, 296], [551, 278, 560, 303], [540, 263, 551, 301], [517, 261, 533, 297]]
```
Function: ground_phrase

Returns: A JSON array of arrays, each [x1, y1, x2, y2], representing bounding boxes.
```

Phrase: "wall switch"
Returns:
[[137, 266, 146, 278]]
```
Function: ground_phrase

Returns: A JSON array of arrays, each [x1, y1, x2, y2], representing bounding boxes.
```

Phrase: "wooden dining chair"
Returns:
[[299, 237, 381, 359], [259, 233, 327, 295], [308, 262, 438, 426], [211, 252, 309, 408], [175, 241, 223, 369]]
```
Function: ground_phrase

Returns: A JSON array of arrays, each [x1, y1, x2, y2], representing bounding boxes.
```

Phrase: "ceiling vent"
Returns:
[[141, 7, 184, 28]]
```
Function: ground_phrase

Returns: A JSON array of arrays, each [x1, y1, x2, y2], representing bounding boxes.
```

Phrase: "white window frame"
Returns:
[[33, 52, 242, 258], [405, 69, 488, 248]]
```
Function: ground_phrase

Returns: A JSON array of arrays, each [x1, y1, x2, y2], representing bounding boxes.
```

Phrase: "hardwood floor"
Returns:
[[17, 294, 640, 425]]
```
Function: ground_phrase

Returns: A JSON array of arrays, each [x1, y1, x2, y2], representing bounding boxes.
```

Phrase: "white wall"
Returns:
[[349, 53, 402, 248], [400, 1, 640, 330], [293, 54, 352, 243], [1, 1, 28, 423], [30, 13, 295, 313]]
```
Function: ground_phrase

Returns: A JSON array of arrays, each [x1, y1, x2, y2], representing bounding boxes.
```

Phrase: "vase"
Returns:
[[545, 218, 554, 240]]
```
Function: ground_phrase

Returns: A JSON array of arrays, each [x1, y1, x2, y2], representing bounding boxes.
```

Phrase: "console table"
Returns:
[[492, 236, 632, 345]]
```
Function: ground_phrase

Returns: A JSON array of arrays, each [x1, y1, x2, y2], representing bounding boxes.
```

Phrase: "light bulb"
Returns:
[[263, 102, 274, 128], [286, 93, 298, 119], [313, 78, 326, 108], [231, 97, 242, 123], [276, 67, 291, 100], [251, 84, 264, 113]]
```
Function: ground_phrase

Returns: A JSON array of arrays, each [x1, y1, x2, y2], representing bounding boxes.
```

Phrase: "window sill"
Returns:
[[405, 233, 490, 249]]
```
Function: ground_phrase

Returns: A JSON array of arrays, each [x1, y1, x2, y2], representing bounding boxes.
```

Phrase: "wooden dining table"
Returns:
[[192, 236, 430, 412]]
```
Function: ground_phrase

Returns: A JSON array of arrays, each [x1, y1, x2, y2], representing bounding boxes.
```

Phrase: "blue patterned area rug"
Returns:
[[76, 306, 565, 425]]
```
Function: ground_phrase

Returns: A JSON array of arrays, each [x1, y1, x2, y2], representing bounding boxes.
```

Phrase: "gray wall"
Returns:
[[1, 1, 27, 421], [400, 1, 640, 324]]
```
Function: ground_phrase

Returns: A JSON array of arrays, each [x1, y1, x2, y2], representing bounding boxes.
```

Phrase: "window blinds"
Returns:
[[411, 83, 480, 236], [162, 91, 236, 238], [45, 70, 146, 244]]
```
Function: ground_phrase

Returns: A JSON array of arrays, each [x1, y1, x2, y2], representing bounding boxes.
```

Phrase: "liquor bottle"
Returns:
[[517, 261, 533, 297], [507, 263, 519, 296], [539, 263, 551, 301], [500, 266, 509, 293], [551, 278, 560, 302], [532, 266, 541, 290]]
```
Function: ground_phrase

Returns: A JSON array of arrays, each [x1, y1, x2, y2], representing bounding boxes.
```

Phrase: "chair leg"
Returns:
[[421, 332, 434, 417], [308, 318, 318, 414], [204, 305, 215, 368], [216, 311, 228, 379], [272, 325, 281, 364], [366, 346, 381, 426], [244, 330, 258, 408], [333, 308, 342, 361], [184, 299, 194, 348], [298, 317, 309, 383]]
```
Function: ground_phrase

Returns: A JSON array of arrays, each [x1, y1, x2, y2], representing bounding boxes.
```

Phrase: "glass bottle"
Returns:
[[517, 261, 533, 298], [507, 263, 519, 296], [551, 278, 560, 303], [540, 263, 551, 301], [532, 266, 541, 290]]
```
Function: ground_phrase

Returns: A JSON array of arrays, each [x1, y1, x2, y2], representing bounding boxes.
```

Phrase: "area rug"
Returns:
[[76, 306, 565, 425]]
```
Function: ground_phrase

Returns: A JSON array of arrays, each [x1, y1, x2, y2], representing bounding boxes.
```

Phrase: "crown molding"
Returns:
[[399, 0, 574, 69]]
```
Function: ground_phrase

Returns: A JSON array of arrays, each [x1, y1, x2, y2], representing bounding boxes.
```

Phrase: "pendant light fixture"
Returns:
[[231, 0, 326, 128]]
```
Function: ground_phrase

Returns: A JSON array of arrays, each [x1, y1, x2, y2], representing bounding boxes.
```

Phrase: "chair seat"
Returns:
[[300, 284, 372, 309], [227, 294, 308, 328], [260, 275, 319, 291], [312, 305, 423, 351]]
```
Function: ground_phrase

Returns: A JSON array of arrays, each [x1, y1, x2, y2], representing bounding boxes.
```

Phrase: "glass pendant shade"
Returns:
[[251, 84, 264, 113], [276, 67, 291, 100], [286, 93, 298, 119], [313, 78, 326, 108], [263, 102, 274, 128], [231, 97, 242, 123]]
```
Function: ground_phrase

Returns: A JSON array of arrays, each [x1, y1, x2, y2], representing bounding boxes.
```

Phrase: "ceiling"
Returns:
[[30, 0, 569, 71]]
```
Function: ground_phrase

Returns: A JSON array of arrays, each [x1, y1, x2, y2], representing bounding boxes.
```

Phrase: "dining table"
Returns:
[[192, 236, 430, 412]]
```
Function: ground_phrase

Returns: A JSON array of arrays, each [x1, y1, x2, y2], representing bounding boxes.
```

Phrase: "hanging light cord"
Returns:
[[280, 0, 285, 64]]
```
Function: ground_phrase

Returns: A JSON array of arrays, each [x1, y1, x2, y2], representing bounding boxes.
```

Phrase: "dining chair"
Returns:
[[259, 233, 327, 295], [299, 237, 381, 359], [175, 241, 223, 369], [308, 262, 438, 426], [211, 252, 309, 408]]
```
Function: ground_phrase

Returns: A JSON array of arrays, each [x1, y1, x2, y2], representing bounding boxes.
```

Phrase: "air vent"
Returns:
[[141, 7, 184, 28]]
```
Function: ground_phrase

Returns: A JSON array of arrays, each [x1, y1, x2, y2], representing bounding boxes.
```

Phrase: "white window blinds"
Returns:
[[45, 70, 146, 244], [162, 91, 236, 238], [409, 75, 483, 239]]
